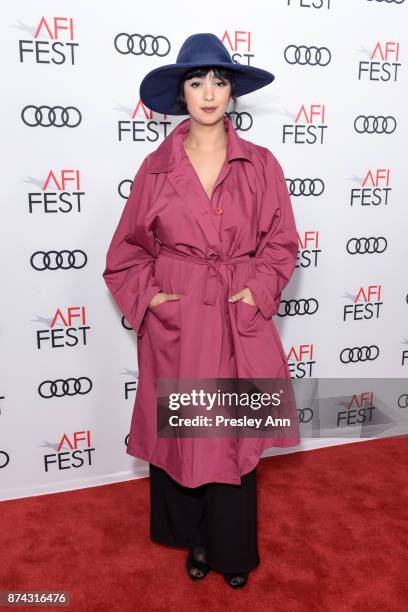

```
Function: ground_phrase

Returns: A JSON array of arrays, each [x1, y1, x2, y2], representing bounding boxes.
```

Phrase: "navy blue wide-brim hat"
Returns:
[[139, 32, 275, 116]]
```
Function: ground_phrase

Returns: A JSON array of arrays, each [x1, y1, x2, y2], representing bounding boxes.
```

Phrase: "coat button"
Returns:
[[213, 206, 223, 215]]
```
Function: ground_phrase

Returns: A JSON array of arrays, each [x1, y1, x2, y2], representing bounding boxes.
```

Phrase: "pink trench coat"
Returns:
[[103, 115, 300, 488]]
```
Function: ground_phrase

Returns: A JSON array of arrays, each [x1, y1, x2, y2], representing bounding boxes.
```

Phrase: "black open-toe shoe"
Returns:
[[186, 545, 211, 580], [223, 571, 249, 588]]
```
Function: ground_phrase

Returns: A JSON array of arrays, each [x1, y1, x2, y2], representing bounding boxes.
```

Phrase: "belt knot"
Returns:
[[158, 245, 258, 307]]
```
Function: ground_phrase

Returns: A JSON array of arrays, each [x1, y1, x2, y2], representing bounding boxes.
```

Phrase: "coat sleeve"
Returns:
[[245, 149, 298, 320], [102, 157, 162, 336]]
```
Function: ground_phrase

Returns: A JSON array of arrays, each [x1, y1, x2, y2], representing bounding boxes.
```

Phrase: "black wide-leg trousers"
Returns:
[[149, 463, 260, 574]]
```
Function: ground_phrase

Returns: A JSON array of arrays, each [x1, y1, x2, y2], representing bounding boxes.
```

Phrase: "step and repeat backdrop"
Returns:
[[1, 0, 407, 500]]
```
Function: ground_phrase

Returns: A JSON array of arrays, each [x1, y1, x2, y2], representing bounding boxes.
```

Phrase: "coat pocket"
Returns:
[[149, 299, 181, 332], [235, 298, 260, 332]]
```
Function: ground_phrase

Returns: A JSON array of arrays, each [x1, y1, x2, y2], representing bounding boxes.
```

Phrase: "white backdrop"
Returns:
[[1, 0, 407, 501]]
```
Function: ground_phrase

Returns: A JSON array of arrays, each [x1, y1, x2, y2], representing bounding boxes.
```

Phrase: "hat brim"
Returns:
[[139, 61, 275, 115]]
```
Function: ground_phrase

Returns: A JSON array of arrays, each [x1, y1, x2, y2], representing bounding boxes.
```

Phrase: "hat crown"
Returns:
[[176, 33, 233, 66]]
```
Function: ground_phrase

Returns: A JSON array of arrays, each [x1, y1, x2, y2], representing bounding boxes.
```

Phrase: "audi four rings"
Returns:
[[21, 105, 82, 128], [278, 299, 319, 316], [354, 115, 397, 134], [284, 45, 331, 66], [30, 250, 87, 270], [397, 395, 408, 409], [114, 33, 171, 56], [346, 237, 387, 254], [340, 346, 380, 363], [286, 178, 325, 197], [297, 408, 314, 424], [226, 111, 253, 131], [38, 378, 93, 398]]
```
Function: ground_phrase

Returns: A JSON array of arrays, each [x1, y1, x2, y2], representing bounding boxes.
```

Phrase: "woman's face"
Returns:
[[183, 69, 232, 123]]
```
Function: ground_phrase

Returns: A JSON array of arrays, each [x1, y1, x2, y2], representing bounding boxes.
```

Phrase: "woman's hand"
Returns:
[[228, 287, 257, 306], [148, 291, 182, 310]]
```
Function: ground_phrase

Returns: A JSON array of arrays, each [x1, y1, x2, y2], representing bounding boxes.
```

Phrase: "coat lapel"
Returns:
[[146, 115, 254, 252], [167, 164, 222, 248]]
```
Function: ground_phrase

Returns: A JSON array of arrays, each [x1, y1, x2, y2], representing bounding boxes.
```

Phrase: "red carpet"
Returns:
[[1, 437, 407, 611]]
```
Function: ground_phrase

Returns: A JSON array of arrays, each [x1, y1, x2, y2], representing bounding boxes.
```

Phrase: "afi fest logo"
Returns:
[[402, 342, 408, 367], [27, 170, 84, 214], [18, 16, 78, 64], [338, 392, 376, 427], [283, 105, 327, 144], [44, 431, 95, 472], [36, 307, 90, 349], [358, 41, 401, 81], [221, 30, 254, 64], [125, 377, 137, 400], [297, 231, 321, 268], [117, 101, 173, 142], [350, 169, 392, 207], [286, 0, 331, 8], [288, 345, 316, 378], [343, 285, 383, 322]]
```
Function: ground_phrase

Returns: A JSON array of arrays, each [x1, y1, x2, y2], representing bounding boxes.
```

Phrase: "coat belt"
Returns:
[[158, 244, 262, 306]]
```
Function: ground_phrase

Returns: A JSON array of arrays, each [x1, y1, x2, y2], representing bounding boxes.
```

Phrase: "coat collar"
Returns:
[[146, 114, 254, 174]]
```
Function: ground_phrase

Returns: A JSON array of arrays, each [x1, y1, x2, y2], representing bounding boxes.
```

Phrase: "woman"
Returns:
[[103, 33, 300, 588]]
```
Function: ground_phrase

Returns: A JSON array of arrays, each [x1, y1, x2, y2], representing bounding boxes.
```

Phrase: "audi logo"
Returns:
[[122, 317, 133, 330], [346, 237, 387, 255], [286, 178, 325, 197], [21, 105, 82, 128], [119, 179, 133, 200], [397, 394, 408, 409], [38, 377, 93, 398], [226, 111, 253, 131], [297, 407, 313, 423], [114, 33, 171, 56], [370, 0, 405, 3], [278, 299, 319, 317], [284, 45, 331, 66], [340, 345, 380, 364], [354, 115, 397, 134], [0, 451, 10, 469], [30, 250, 87, 270]]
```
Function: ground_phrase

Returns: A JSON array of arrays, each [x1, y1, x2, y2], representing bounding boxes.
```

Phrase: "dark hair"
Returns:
[[174, 65, 238, 115]]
